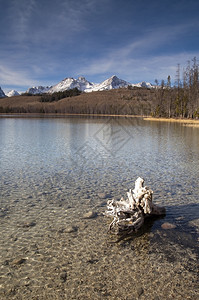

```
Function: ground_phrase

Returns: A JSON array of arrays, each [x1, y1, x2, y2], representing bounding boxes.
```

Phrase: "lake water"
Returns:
[[0, 115, 198, 299]]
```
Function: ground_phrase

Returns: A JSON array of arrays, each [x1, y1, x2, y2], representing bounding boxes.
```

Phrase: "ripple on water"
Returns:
[[0, 117, 198, 299]]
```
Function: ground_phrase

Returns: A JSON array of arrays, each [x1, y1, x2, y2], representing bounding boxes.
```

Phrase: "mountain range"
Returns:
[[0, 75, 154, 98]]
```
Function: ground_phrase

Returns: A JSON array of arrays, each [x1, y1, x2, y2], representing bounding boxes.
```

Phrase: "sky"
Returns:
[[1, 0, 199, 93]]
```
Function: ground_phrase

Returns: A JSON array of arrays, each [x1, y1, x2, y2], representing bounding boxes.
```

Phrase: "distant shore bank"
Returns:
[[1, 113, 199, 126], [143, 117, 199, 126], [1, 88, 199, 120]]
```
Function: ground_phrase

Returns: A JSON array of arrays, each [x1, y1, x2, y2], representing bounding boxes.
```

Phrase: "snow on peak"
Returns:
[[132, 81, 154, 88], [0, 87, 6, 98], [49, 77, 94, 93], [6, 90, 20, 97], [77, 76, 86, 81], [24, 76, 155, 95], [26, 86, 51, 94], [92, 75, 131, 91]]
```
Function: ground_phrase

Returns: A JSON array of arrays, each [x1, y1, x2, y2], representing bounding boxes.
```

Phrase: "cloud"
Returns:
[[0, 64, 40, 87], [5, 0, 105, 45], [1, 1, 199, 90], [8, 0, 37, 42], [80, 49, 199, 83], [60, 0, 98, 30], [79, 24, 199, 82]]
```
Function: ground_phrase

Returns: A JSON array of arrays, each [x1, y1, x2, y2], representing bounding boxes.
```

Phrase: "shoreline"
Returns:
[[0, 113, 145, 118], [1, 113, 199, 125], [143, 117, 199, 126]]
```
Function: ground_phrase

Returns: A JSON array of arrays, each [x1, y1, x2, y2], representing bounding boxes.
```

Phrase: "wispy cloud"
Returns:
[[79, 24, 199, 82], [1, 0, 199, 90], [0, 64, 40, 87], [60, 0, 98, 31], [7, 0, 105, 45], [9, 0, 37, 42], [80, 49, 199, 84]]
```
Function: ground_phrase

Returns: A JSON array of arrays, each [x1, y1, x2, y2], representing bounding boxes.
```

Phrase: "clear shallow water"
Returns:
[[0, 116, 198, 299]]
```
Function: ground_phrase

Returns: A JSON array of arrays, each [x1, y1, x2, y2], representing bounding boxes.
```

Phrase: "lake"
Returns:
[[0, 115, 198, 299]]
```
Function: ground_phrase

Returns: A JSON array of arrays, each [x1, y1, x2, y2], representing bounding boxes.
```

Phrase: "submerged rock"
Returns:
[[98, 193, 111, 199], [60, 271, 67, 282], [0, 207, 9, 217], [161, 222, 176, 229], [65, 226, 78, 233], [11, 258, 26, 265], [137, 287, 144, 297], [83, 211, 97, 219], [87, 258, 99, 264], [21, 221, 36, 228]]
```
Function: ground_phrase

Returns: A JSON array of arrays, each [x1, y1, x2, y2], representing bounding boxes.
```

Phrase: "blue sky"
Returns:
[[1, 0, 199, 92]]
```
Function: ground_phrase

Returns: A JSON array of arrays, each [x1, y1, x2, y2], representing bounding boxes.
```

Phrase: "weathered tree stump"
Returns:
[[104, 177, 166, 234]]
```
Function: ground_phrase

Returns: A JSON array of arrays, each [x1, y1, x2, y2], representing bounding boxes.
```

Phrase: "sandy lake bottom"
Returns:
[[0, 116, 198, 299]]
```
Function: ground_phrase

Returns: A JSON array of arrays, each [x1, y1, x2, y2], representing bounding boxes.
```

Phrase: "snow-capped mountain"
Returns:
[[25, 75, 154, 95], [25, 77, 94, 94], [49, 76, 94, 93], [48, 75, 130, 93], [0, 87, 6, 98], [26, 86, 51, 95], [6, 90, 20, 97], [91, 75, 131, 91], [132, 81, 154, 89]]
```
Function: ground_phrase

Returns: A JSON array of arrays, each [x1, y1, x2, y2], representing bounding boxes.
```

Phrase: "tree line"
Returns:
[[151, 57, 199, 118], [40, 88, 81, 102]]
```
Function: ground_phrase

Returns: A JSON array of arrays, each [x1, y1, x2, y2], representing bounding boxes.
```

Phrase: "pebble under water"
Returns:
[[0, 116, 198, 299]]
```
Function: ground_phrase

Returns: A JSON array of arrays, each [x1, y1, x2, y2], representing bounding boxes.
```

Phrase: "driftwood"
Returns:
[[105, 177, 166, 234]]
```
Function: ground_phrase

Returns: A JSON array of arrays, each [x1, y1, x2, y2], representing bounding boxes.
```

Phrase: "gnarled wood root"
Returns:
[[105, 177, 166, 234]]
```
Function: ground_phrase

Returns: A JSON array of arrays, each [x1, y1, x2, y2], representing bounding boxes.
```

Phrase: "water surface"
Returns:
[[0, 116, 198, 299]]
